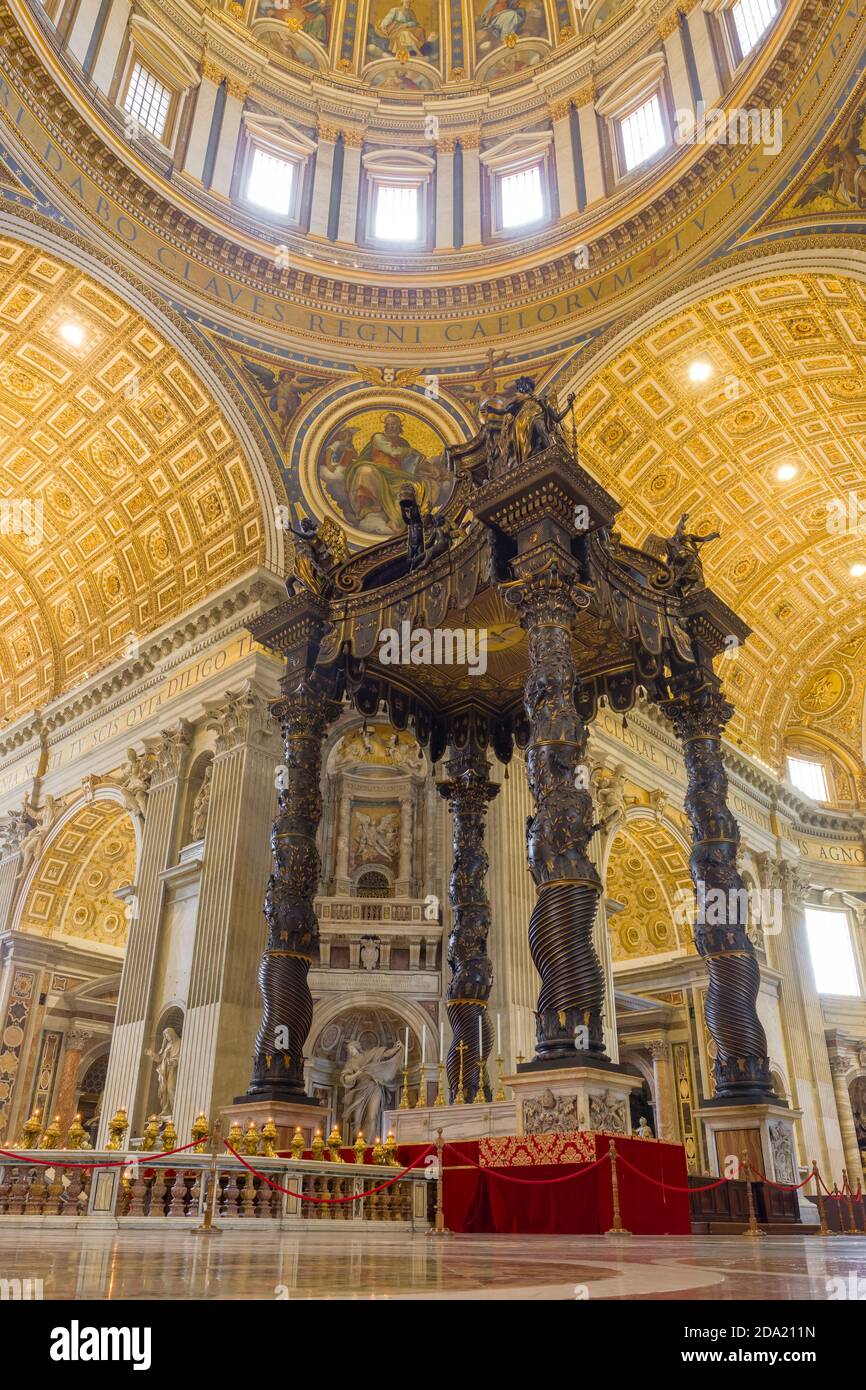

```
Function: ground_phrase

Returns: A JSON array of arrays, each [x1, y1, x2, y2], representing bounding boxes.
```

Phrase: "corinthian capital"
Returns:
[[206, 684, 272, 753], [151, 719, 193, 785], [772, 858, 810, 906]]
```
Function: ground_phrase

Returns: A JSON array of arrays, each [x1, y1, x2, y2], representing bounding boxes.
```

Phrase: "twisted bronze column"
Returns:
[[247, 679, 340, 1100], [662, 680, 775, 1103], [437, 742, 499, 1102], [507, 569, 606, 1063]]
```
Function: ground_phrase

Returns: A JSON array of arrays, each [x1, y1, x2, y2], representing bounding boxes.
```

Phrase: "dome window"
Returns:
[[619, 95, 667, 174], [124, 63, 170, 141], [247, 148, 296, 218], [731, 0, 778, 57], [786, 755, 829, 803]]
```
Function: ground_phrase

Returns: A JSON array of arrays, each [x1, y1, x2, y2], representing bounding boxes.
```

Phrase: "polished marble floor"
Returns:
[[0, 1227, 865, 1299]]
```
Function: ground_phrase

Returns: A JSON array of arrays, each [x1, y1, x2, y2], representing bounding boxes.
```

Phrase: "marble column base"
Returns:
[[694, 1101, 803, 1186], [221, 1097, 323, 1151], [505, 1064, 644, 1137], [384, 1101, 517, 1143]]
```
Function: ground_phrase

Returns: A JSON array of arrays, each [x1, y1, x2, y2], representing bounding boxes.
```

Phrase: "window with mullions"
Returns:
[[731, 0, 778, 57], [620, 94, 667, 173], [373, 184, 420, 242], [246, 148, 296, 218], [786, 755, 829, 802], [804, 908, 860, 996], [123, 63, 170, 141]]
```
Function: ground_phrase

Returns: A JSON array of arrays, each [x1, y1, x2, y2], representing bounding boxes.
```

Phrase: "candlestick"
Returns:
[[399, 1066, 411, 1109], [434, 1062, 446, 1106], [415, 1065, 427, 1108], [473, 1058, 486, 1105], [494, 1055, 506, 1102], [455, 1040, 466, 1104]]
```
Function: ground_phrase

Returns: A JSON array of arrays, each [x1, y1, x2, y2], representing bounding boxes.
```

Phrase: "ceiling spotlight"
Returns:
[[58, 320, 85, 348], [776, 463, 797, 481], [850, 562, 866, 578], [688, 360, 712, 383]]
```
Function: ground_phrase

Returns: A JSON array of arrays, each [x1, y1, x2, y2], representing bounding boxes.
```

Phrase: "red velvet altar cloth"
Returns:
[[399, 1132, 691, 1235]]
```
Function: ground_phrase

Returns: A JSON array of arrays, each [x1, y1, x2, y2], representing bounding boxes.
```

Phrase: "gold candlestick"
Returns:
[[399, 1066, 411, 1109], [473, 1057, 486, 1104], [433, 1062, 446, 1106], [494, 1056, 506, 1102], [415, 1067, 427, 1108], [455, 1040, 466, 1105]]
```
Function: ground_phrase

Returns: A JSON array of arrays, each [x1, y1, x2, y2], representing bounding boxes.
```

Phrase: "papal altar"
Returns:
[[404, 1131, 691, 1237]]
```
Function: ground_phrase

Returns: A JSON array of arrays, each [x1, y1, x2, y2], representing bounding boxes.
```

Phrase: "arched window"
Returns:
[[355, 870, 391, 899]]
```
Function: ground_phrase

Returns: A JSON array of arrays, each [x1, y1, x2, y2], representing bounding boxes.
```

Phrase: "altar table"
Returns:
[[399, 1131, 691, 1236]]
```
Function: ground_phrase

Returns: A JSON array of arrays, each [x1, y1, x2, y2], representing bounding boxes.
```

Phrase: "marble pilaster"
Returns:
[[210, 78, 247, 198], [97, 720, 192, 1145], [172, 686, 279, 1139], [309, 122, 338, 238], [183, 65, 221, 182], [90, 0, 129, 92], [550, 103, 578, 216]]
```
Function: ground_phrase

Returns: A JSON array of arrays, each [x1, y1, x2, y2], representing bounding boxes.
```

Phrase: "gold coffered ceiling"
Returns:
[[574, 273, 866, 774], [0, 240, 265, 728], [17, 798, 135, 948]]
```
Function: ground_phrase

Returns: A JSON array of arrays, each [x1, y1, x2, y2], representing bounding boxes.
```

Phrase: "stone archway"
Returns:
[[308, 999, 429, 1140], [604, 812, 694, 962]]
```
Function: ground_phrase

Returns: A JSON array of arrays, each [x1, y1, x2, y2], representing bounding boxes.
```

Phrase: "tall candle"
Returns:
[[478, 1013, 482, 1060], [421, 1026, 426, 1065], [404, 1028, 409, 1066], [439, 1019, 444, 1059], [497, 1013, 501, 1057]]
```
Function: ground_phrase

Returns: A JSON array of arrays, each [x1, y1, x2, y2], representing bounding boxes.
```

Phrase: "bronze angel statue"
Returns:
[[482, 376, 575, 471], [283, 514, 349, 599]]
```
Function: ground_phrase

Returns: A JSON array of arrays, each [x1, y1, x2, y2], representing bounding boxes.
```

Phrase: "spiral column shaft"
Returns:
[[247, 680, 340, 1100], [663, 683, 775, 1104], [507, 571, 606, 1063], [437, 740, 499, 1102]]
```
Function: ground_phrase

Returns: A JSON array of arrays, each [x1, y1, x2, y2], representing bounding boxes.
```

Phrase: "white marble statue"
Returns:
[[117, 748, 152, 820], [146, 1027, 181, 1116], [16, 793, 59, 881], [190, 766, 212, 841], [340, 1040, 403, 1142]]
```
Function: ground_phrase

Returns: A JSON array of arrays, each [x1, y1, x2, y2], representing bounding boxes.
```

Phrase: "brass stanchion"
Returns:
[[741, 1153, 765, 1239], [841, 1170, 858, 1234], [428, 1128, 448, 1237], [193, 1120, 222, 1237], [604, 1139, 631, 1236], [812, 1160, 833, 1237]]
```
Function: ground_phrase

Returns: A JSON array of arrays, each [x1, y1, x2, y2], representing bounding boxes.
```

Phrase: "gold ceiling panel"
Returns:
[[0, 241, 265, 728], [574, 273, 866, 771]]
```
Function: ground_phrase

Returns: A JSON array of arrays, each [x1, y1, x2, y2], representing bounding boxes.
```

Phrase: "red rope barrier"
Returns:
[[0, 1137, 209, 1169], [442, 1142, 611, 1186], [742, 1161, 813, 1192], [223, 1141, 433, 1204], [614, 1150, 730, 1195]]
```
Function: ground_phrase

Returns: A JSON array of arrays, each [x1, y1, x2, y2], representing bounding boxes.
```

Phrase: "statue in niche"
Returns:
[[116, 748, 152, 820], [191, 766, 212, 842], [340, 1040, 403, 1141], [482, 377, 575, 471], [146, 1026, 182, 1117], [634, 1116, 653, 1139], [662, 513, 720, 596], [16, 793, 60, 881], [283, 515, 348, 599]]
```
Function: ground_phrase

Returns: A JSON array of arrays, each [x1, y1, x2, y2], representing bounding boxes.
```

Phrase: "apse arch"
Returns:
[[604, 810, 694, 963], [309, 991, 439, 1062], [11, 787, 140, 950]]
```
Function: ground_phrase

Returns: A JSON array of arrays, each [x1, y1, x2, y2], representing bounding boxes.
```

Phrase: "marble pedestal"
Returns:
[[384, 1100, 517, 1144], [221, 1097, 323, 1150], [505, 1063, 644, 1137], [694, 1100, 802, 1187]]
